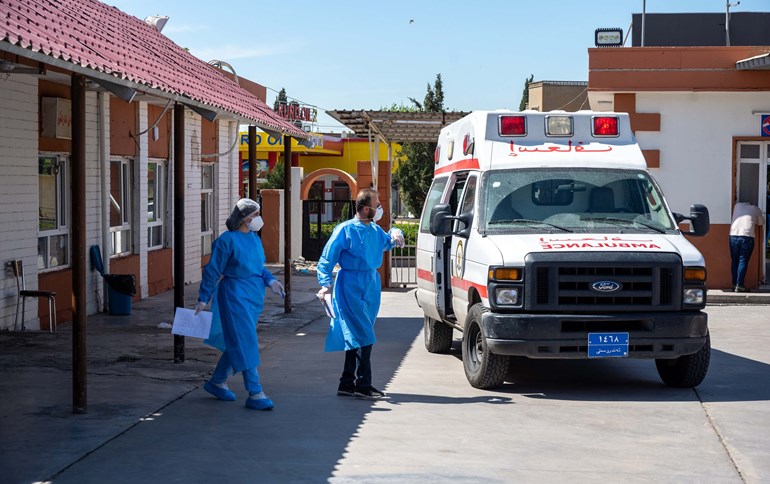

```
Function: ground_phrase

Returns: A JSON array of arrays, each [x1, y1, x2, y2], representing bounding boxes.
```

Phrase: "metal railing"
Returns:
[[390, 243, 416, 287]]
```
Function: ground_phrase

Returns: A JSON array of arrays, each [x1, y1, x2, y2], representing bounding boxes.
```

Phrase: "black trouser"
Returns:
[[341, 345, 372, 389]]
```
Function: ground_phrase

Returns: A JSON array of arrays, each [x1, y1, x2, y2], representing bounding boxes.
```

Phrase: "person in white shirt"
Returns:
[[729, 200, 764, 292]]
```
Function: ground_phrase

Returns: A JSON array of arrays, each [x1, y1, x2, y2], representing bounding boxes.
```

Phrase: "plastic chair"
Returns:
[[9, 259, 56, 332]]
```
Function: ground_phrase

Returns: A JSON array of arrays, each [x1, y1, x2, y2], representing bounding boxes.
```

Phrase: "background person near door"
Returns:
[[316, 188, 404, 399], [729, 200, 764, 292], [195, 198, 285, 410]]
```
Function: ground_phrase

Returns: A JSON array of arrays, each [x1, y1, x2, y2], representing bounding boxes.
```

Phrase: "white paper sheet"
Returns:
[[321, 294, 335, 319], [172, 307, 213, 339]]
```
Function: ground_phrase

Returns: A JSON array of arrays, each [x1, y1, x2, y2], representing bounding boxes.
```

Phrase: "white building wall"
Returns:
[[137, 102, 149, 298], [216, 120, 239, 235], [183, 111, 202, 284], [635, 92, 768, 225], [84, 91, 105, 315], [0, 75, 39, 330]]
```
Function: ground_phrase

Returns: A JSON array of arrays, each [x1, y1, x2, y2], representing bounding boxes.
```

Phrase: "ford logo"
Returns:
[[591, 280, 622, 293]]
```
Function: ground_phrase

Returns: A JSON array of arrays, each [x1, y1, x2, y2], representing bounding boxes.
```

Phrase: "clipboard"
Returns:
[[171, 307, 213, 339]]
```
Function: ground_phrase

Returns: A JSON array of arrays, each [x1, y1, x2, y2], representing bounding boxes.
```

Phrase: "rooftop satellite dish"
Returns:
[[145, 16, 169, 33]]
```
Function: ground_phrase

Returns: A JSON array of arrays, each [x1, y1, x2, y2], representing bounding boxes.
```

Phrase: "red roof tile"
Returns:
[[0, 0, 306, 138]]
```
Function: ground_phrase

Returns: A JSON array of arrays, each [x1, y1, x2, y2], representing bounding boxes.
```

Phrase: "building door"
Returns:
[[736, 141, 770, 283], [332, 182, 350, 220]]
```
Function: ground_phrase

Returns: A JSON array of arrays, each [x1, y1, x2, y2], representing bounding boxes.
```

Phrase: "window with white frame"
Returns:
[[38, 154, 69, 270], [147, 160, 166, 249], [110, 158, 133, 256], [201, 163, 215, 256]]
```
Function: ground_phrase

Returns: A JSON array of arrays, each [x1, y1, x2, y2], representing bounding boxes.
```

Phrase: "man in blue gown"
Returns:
[[195, 198, 284, 410], [317, 188, 404, 399]]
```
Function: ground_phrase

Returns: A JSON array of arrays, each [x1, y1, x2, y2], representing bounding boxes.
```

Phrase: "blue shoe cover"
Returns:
[[245, 392, 274, 410], [203, 381, 236, 401]]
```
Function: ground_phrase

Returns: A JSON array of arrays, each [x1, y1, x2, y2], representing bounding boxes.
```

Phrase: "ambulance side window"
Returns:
[[420, 177, 449, 233], [454, 176, 477, 234], [458, 176, 476, 216]]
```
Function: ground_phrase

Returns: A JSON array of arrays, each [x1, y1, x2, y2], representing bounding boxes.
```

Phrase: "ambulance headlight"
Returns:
[[495, 287, 519, 305], [683, 289, 704, 305]]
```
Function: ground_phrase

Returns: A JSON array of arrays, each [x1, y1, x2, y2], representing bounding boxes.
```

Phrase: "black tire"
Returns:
[[655, 333, 711, 388], [462, 304, 509, 389], [424, 316, 453, 353]]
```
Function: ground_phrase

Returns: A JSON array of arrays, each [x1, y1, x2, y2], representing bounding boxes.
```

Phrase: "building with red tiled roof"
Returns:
[[0, 0, 305, 332]]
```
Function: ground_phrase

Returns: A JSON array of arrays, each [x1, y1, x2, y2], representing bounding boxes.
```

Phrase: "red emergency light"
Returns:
[[592, 116, 619, 137], [499, 115, 526, 136], [434, 145, 440, 163]]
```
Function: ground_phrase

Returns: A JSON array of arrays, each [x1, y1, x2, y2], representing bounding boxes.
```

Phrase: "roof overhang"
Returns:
[[736, 53, 770, 71], [327, 110, 470, 143]]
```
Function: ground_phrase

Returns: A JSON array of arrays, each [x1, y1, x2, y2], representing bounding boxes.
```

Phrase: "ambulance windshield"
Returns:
[[481, 168, 676, 234]]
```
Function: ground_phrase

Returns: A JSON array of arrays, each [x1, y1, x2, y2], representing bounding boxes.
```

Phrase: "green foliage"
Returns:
[[381, 102, 420, 112], [273, 87, 287, 111], [424, 73, 444, 113], [309, 223, 336, 239], [392, 73, 445, 217], [519, 74, 534, 111], [392, 221, 419, 256], [395, 142, 435, 217], [260, 160, 284, 189]]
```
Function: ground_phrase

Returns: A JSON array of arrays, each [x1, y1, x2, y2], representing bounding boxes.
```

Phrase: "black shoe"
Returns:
[[735, 285, 750, 293], [354, 385, 387, 399], [337, 384, 355, 397]]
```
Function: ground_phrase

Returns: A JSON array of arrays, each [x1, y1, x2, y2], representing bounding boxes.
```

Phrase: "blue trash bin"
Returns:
[[108, 285, 132, 315], [104, 273, 136, 315]]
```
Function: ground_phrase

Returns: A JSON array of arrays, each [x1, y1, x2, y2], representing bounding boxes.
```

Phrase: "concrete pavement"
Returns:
[[0, 268, 768, 483]]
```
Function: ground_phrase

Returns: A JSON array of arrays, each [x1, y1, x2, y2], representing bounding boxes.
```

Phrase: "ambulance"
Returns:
[[415, 110, 711, 389]]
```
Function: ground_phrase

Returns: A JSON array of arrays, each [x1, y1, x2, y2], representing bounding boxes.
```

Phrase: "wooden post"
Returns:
[[71, 73, 87, 414], [173, 104, 185, 363], [283, 136, 292, 313], [248, 125, 257, 200]]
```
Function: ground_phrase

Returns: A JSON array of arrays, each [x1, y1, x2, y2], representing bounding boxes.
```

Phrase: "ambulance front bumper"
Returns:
[[482, 311, 708, 359]]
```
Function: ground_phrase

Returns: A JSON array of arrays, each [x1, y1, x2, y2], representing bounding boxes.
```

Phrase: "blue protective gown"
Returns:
[[317, 218, 397, 352], [198, 230, 276, 373]]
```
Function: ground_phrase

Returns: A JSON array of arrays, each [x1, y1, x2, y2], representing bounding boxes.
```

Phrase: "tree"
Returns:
[[260, 160, 284, 189], [394, 74, 445, 217], [273, 88, 287, 111], [518, 74, 534, 111]]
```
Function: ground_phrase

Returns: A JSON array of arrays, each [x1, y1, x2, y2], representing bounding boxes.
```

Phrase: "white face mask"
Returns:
[[247, 216, 264, 232], [373, 205, 384, 222]]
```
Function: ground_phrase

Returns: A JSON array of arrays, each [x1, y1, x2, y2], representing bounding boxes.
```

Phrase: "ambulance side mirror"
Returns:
[[455, 211, 473, 239], [674, 204, 710, 237], [430, 204, 454, 237]]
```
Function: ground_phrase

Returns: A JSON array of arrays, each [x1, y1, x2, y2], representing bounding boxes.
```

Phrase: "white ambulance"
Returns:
[[415, 110, 711, 389]]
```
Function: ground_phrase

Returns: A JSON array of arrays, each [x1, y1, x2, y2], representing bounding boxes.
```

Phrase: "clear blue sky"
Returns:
[[109, 0, 769, 131]]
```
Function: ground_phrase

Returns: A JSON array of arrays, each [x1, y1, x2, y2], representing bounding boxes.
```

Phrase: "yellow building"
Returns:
[[238, 130, 401, 205]]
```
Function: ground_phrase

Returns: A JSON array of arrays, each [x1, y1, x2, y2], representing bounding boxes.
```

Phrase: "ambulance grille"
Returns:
[[525, 253, 681, 312]]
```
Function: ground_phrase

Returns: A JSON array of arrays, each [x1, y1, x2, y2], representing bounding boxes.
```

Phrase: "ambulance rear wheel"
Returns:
[[655, 333, 711, 388], [424, 316, 453, 353], [462, 304, 509, 389]]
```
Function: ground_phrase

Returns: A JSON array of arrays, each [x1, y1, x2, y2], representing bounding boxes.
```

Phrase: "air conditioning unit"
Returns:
[[41, 97, 72, 139]]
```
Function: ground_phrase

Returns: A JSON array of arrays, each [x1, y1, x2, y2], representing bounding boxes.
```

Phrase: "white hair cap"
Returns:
[[225, 198, 260, 231]]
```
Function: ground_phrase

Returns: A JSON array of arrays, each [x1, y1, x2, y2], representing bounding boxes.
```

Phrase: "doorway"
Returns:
[[736, 141, 770, 283]]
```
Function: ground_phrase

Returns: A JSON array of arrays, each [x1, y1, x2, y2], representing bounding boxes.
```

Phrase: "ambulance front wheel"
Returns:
[[655, 333, 711, 388], [462, 304, 509, 389], [424, 316, 453, 353]]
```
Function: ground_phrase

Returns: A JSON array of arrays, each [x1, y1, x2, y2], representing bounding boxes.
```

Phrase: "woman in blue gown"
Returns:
[[195, 198, 284, 410]]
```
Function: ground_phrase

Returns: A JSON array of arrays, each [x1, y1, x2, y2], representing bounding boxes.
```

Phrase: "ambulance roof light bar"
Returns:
[[546, 115, 573, 136], [499, 115, 526, 136], [592, 116, 619, 137]]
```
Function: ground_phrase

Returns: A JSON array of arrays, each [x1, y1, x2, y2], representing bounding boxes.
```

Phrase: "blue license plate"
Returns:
[[588, 332, 629, 358]]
